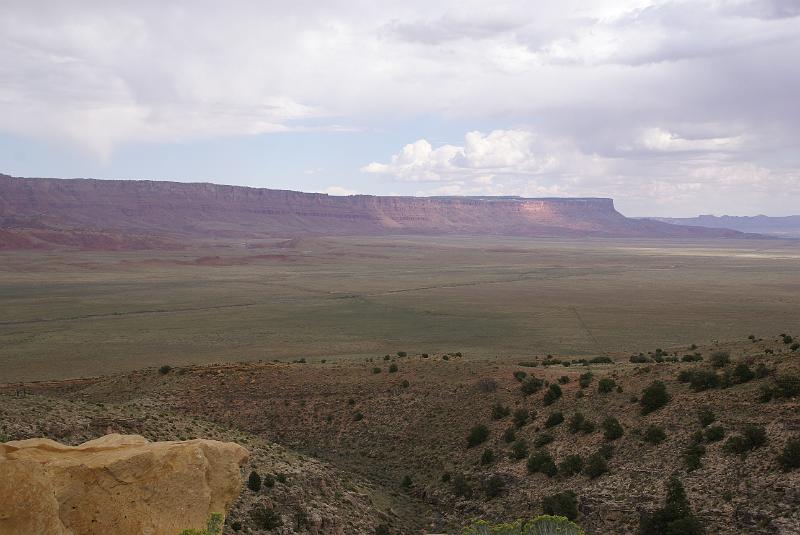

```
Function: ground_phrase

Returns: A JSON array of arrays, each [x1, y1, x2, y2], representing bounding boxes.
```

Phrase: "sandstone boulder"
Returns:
[[0, 434, 248, 535]]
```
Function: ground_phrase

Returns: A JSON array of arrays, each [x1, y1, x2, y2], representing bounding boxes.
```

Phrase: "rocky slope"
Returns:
[[0, 174, 751, 249]]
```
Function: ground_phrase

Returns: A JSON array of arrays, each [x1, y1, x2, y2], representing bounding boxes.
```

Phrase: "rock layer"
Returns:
[[0, 174, 749, 249], [0, 434, 248, 535]]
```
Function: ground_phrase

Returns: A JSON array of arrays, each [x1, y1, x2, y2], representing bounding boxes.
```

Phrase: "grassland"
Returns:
[[1, 235, 799, 382]]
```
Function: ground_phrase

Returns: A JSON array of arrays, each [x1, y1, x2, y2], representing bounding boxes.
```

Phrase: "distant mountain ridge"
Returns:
[[0, 173, 755, 249], [651, 215, 800, 238]]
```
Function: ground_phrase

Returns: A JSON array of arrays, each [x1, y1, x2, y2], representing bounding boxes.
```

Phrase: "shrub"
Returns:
[[401, 379, 410, 388], [583, 453, 608, 479], [158, 365, 172, 375], [644, 425, 666, 445], [513, 370, 528, 382], [589, 356, 613, 364], [262, 473, 275, 488], [682, 353, 703, 362], [484, 475, 505, 498], [401, 475, 412, 489], [710, 351, 730, 368], [732, 363, 754, 383], [543, 384, 563, 405], [375, 524, 390, 535], [476, 378, 498, 393], [684, 441, 706, 472], [511, 438, 530, 459], [251, 505, 283, 530], [697, 406, 715, 427], [372, 367, 381, 374], [558, 454, 584, 477], [578, 372, 593, 388], [568, 412, 595, 434], [452, 473, 472, 498], [533, 434, 553, 448], [545, 411, 564, 428], [503, 427, 516, 443], [640, 381, 670, 414], [602, 417, 624, 440], [463, 517, 585, 535], [723, 425, 767, 455], [388, 363, 398, 373], [353, 411, 364, 421], [777, 438, 800, 471], [598, 378, 616, 393], [521, 377, 545, 396], [542, 491, 579, 520], [774, 375, 800, 398], [179, 513, 224, 535], [639, 476, 704, 535], [481, 448, 495, 465], [441, 472, 451, 483], [704, 425, 725, 443], [598, 443, 614, 460], [467, 424, 490, 448], [782, 334, 794, 344], [247, 470, 262, 492], [630, 354, 650, 363], [558, 376, 571, 385], [688, 370, 719, 392], [397, 351, 407, 357], [492, 404, 511, 420], [513, 408, 530, 428], [791, 343, 800, 352], [527, 450, 557, 477]]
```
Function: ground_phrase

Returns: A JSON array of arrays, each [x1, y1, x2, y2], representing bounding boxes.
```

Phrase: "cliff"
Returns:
[[0, 174, 750, 249]]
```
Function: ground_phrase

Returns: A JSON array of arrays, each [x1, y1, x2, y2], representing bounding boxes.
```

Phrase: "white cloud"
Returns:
[[323, 186, 359, 195]]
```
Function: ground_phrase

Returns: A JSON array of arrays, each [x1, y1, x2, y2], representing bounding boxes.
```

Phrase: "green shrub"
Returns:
[[388, 363, 398, 373], [513, 408, 530, 428], [558, 454, 584, 477], [481, 448, 495, 465], [401, 475, 412, 489], [697, 406, 715, 427], [247, 471, 262, 492], [704, 425, 725, 443], [684, 441, 706, 472], [732, 363, 754, 383], [372, 367, 381, 374], [583, 453, 608, 479], [484, 475, 505, 498], [533, 434, 553, 448], [521, 377, 545, 396], [542, 491, 579, 520], [640, 381, 670, 414], [688, 370, 720, 392], [545, 411, 564, 428], [578, 372, 593, 388], [723, 425, 767, 455], [558, 375, 571, 384], [251, 506, 282, 530], [375, 524, 390, 535], [639, 476, 704, 535], [262, 473, 275, 488], [513, 370, 528, 382], [353, 411, 364, 421], [503, 427, 516, 443], [543, 384, 562, 405], [589, 356, 613, 364], [511, 439, 530, 459], [777, 438, 800, 471], [462, 516, 585, 535], [598, 443, 613, 460], [602, 417, 624, 440], [401, 379, 410, 388], [568, 412, 595, 434], [158, 365, 172, 375], [710, 351, 730, 368], [527, 450, 557, 477], [492, 404, 511, 420], [467, 424, 490, 448], [681, 354, 703, 362], [774, 375, 800, 398], [397, 351, 407, 357], [453, 473, 472, 498], [630, 354, 650, 363], [791, 343, 799, 352], [644, 425, 666, 445], [178, 513, 224, 535], [598, 378, 616, 393]]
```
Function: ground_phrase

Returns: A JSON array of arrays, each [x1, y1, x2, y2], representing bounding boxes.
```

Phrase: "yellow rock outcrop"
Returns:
[[0, 434, 248, 535]]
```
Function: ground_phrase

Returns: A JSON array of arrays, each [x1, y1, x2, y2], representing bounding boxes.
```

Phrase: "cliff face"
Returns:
[[0, 174, 747, 248]]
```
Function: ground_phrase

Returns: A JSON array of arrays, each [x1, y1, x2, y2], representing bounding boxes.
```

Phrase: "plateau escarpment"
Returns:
[[0, 174, 749, 249]]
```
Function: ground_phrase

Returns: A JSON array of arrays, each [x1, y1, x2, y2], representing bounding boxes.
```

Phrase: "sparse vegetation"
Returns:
[[602, 416, 624, 440], [544, 411, 564, 428], [543, 384, 562, 405], [527, 450, 557, 477], [513, 408, 530, 428], [639, 476, 704, 535], [521, 376, 545, 396], [710, 351, 730, 368], [568, 412, 595, 434], [644, 425, 666, 445], [533, 433, 553, 448], [467, 424, 490, 448], [598, 377, 616, 393], [583, 452, 609, 479], [542, 490, 579, 520], [558, 454, 584, 477], [511, 438, 529, 459], [723, 425, 767, 455], [697, 406, 715, 427], [777, 438, 800, 472]]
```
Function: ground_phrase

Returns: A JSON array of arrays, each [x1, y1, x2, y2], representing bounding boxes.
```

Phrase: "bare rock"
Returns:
[[0, 434, 248, 535]]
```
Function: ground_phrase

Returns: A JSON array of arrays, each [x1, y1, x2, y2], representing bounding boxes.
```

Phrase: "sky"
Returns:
[[1, 0, 799, 217]]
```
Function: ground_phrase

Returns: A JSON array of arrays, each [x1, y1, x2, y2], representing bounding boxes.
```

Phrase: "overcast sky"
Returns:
[[1, 0, 799, 216]]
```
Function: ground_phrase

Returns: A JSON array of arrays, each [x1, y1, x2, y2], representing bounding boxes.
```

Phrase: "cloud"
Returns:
[[323, 186, 359, 195]]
